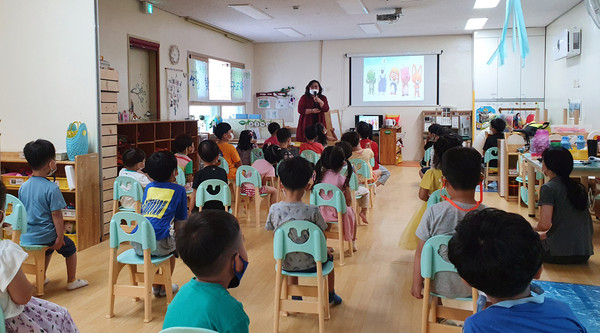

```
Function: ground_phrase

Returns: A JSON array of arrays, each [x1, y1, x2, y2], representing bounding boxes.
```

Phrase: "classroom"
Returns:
[[0, 0, 599, 332]]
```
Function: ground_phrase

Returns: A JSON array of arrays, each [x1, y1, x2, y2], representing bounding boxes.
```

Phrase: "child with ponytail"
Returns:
[[535, 147, 594, 264], [314, 145, 359, 251]]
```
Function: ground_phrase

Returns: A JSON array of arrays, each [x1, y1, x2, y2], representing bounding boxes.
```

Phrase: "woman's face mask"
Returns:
[[309, 89, 319, 96]]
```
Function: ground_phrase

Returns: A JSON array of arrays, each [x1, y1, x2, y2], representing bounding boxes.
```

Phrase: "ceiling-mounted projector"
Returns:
[[377, 8, 403, 23]]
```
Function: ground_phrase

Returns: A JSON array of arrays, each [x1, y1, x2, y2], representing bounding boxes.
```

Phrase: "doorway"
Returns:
[[128, 36, 159, 120]]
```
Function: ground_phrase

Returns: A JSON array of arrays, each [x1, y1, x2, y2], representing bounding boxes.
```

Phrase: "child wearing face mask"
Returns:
[[214, 122, 242, 181], [18, 139, 88, 291], [163, 210, 250, 331]]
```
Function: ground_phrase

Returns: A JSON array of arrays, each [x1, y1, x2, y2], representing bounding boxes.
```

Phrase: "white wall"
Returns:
[[98, 0, 255, 120], [0, 0, 99, 152], [545, 2, 600, 127], [254, 35, 473, 160]]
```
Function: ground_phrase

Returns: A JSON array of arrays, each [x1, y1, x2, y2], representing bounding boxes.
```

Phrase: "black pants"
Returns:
[[542, 251, 590, 265]]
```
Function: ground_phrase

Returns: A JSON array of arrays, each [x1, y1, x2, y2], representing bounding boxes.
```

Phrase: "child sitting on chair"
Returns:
[[276, 127, 298, 160], [266, 157, 342, 305], [19, 139, 88, 291], [0, 182, 81, 332], [356, 121, 390, 186], [264, 122, 281, 147], [411, 147, 484, 300], [299, 125, 324, 154], [236, 130, 257, 166], [173, 134, 195, 183], [341, 131, 374, 225], [163, 210, 249, 332], [448, 208, 586, 332], [118, 147, 151, 209], [214, 122, 242, 181], [190, 140, 228, 212], [132, 151, 187, 297], [241, 145, 280, 207]]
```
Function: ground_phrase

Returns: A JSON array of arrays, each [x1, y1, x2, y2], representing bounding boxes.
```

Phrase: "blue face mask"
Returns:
[[228, 256, 248, 289]]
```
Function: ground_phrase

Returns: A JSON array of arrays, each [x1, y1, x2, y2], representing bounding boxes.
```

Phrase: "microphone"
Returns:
[[313, 91, 317, 97]]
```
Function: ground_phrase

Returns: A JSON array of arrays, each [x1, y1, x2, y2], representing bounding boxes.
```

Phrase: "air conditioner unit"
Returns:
[[552, 28, 581, 60]]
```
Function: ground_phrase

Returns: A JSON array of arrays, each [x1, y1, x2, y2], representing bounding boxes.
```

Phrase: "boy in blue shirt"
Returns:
[[19, 139, 88, 290], [163, 210, 249, 332], [448, 208, 587, 333], [131, 151, 188, 297]]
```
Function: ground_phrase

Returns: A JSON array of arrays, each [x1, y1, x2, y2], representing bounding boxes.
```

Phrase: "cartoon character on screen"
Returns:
[[400, 66, 410, 96], [389, 67, 400, 95], [378, 68, 387, 95], [366, 69, 376, 95], [412, 64, 422, 98]]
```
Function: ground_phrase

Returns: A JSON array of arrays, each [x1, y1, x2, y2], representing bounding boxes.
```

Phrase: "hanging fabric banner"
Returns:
[[487, 0, 529, 67]]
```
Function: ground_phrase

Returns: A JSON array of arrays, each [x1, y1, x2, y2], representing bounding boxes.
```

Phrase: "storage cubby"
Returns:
[[156, 122, 171, 140], [138, 123, 155, 143]]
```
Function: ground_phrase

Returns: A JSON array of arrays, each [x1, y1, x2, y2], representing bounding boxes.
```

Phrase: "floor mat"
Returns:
[[535, 280, 600, 332]]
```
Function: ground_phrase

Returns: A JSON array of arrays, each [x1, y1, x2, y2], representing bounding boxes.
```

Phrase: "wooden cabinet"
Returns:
[[379, 127, 401, 165], [1, 153, 100, 251]]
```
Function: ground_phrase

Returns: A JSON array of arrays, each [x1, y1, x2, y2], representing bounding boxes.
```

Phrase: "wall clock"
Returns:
[[169, 45, 180, 65]]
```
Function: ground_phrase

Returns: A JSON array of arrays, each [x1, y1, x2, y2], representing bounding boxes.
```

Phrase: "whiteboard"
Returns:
[[166, 68, 187, 120]]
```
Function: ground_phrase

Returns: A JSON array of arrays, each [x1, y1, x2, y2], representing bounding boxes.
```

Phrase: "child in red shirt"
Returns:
[[299, 125, 324, 154]]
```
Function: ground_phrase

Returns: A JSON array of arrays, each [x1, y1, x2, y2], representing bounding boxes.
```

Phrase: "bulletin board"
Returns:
[[166, 68, 187, 120]]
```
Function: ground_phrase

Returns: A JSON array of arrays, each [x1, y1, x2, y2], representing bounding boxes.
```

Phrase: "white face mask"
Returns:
[[229, 132, 235, 140], [48, 160, 57, 176], [309, 89, 319, 96]]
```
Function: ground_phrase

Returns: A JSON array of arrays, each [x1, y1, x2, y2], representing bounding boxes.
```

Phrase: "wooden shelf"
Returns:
[[1, 152, 75, 165], [63, 216, 77, 222]]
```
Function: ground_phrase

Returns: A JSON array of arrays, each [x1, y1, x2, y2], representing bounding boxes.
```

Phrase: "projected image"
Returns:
[[363, 56, 424, 102]]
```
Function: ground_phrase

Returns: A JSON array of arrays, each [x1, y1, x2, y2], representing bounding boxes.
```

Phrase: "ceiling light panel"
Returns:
[[336, 0, 369, 15], [275, 28, 304, 38], [464, 17, 488, 30], [228, 4, 273, 20], [358, 23, 381, 34], [473, 0, 501, 9]]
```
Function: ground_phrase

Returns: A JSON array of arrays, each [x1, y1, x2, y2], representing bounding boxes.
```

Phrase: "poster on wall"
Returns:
[[166, 68, 188, 120], [189, 58, 208, 102]]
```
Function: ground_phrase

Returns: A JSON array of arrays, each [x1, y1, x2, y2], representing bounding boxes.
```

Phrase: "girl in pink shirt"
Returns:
[[314, 146, 358, 251]]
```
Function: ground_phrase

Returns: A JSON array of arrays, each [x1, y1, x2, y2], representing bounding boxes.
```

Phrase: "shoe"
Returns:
[[329, 291, 342, 306], [159, 284, 179, 297], [291, 296, 303, 301], [152, 286, 161, 297], [352, 241, 358, 252], [44, 278, 50, 285], [67, 279, 89, 291]]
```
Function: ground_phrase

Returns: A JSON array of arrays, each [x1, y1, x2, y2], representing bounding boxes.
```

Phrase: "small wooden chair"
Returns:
[[250, 148, 265, 164], [426, 188, 450, 208], [217, 156, 229, 174], [112, 176, 143, 215], [196, 179, 232, 212], [350, 158, 374, 209], [107, 212, 174, 323], [4, 194, 48, 297], [300, 150, 320, 164], [310, 183, 352, 265], [235, 166, 268, 227], [421, 235, 477, 333], [273, 220, 332, 333], [483, 147, 499, 188]]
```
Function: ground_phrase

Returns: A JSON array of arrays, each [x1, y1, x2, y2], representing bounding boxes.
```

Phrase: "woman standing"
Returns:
[[297, 80, 329, 142]]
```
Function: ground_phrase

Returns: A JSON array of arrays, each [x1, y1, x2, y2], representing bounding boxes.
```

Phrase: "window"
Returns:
[[189, 105, 245, 133], [208, 59, 231, 101]]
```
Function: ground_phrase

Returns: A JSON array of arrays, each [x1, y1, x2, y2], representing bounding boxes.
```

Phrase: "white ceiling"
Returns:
[[152, 0, 581, 43]]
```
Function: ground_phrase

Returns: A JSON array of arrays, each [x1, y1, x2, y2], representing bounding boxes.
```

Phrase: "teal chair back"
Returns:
[[250, 148, 264, 164], [420, 235, 456, 280], [109, 212, 156, 251], [218, 156, 229, 174], [424, 147, 433, 166], [348, 172, 359, 192], [175, 167, 186, 186], [484, 147, 498, 164], [113, 176, 144, 202], [235, 166, 262, 189], [273, 220, 327, 264], [310, 183, 347, 214], [4, 194, 28, 233], [300, 150, 320, 164], [369, 156, 375, 168], [196, 179, 231, 208], [349, 158, 370, 179], [427, 188, 450, 208], [160, 327, 218, 333], [0, 303, 4, 333]]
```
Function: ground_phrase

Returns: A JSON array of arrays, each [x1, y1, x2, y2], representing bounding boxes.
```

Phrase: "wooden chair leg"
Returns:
[[274, 264, 283, 333], [162, 259, 174, 305], [369, 185, 374, 208], [33, 251, 45, 297], [107, 250, 118, 318], [143, 252, 153, 323], [324, 273, 330, 320], [316, 265, 325, 333], [421, 279, 431, 333], [255, 194, 261, 228], [234, 186, 240, 218]]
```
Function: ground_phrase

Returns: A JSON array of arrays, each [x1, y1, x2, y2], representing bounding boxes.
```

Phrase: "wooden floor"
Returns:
[[40, 166, 600, 333]]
